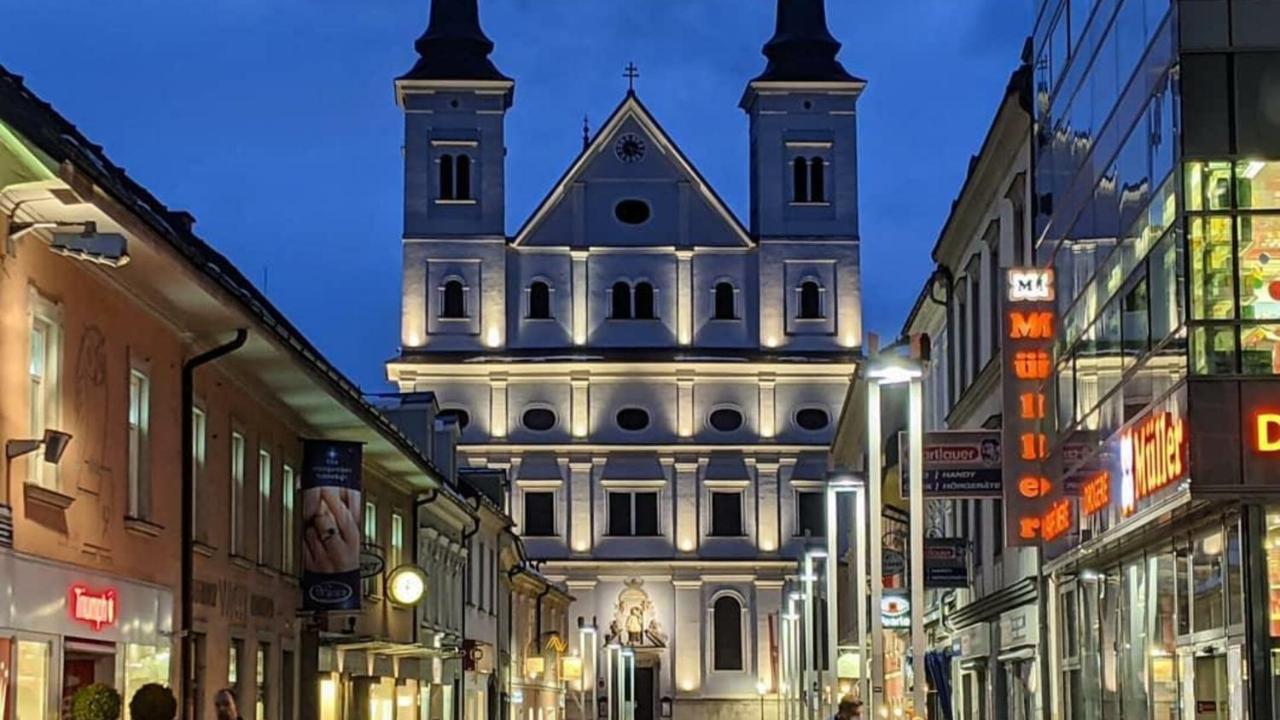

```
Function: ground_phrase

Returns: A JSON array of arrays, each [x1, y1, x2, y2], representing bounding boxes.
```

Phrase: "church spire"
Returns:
[[751, 0, 859, 83], [400, 0, 510, 82]]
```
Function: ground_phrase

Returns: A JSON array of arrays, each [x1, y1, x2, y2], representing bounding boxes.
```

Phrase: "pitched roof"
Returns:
[[399, 0, 511, 83], [0, 63, 452, 490], [511, 91, 751, 247], [749, 0, 861, 84]]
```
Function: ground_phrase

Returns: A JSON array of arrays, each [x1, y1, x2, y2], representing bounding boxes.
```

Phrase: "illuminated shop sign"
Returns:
[[68, 585, 118, 631], [1254, 412, 1280, 452], [1081, 472, 1111, 517], [1119, 411, 1187, 516], [881, 595, 910, 629], [1001, 268, 1056, 545], [1007, 268, 1056, 302]]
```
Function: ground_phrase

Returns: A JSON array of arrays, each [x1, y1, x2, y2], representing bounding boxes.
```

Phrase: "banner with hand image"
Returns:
[[301, 439, 363, 611]]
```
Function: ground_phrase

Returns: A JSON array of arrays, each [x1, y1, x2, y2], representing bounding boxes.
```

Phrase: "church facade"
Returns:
[[385, 2, 865, 718]]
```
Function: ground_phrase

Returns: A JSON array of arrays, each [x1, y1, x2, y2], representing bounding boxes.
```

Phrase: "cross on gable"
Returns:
[[623, 62, 639, 92]]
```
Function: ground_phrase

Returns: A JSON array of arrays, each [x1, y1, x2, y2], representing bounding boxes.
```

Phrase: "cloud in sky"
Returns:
[[4, 0, 1029, 388]]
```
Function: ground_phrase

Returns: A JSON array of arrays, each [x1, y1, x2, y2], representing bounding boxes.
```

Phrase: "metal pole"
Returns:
[[780, 611, 790, 720], [853, 486, 869, 706], [867, 380, 885, 717], [825, 490, 840, 713], [605, 645, 615, 720], [802, 556, 816, 720], [908, 376, 927, 718], [589, 629, 598, 720]]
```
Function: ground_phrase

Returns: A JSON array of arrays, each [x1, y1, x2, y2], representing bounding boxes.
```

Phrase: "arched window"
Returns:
[[455, 155, 472, 200], [712, 595, 745, 671], [634, 282, 656, 320], [793, 157, 808, 203], [611, 281, 632, 319], [528, 281, 551, 319], [799, 281, 823, 319], [713, 282, 736, 320], [809, 157, 825, 203], [441, 279, 466, 319], [439, 154, 455, 200]]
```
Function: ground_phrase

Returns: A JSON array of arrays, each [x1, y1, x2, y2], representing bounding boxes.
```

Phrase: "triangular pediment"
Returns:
[[513, 93, 751, 248]]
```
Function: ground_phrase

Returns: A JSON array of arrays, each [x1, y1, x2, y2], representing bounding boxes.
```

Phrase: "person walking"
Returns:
[[214, 688, 244, 720], [834, 695, 864, 719]]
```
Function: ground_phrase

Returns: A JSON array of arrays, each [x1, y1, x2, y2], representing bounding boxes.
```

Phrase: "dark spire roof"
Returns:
[[400, 0, 510, 82], [751, 0, 860, 83]]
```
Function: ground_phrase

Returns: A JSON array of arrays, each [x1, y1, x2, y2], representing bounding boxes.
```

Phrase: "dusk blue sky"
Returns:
[[5, 1, 1031, 390]]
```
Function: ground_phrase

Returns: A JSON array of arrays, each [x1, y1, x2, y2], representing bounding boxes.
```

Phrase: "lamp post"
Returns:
[[577, 617, 599, 720], [757, 680, 768, 720], [621, 648, 636, 720], [866, 351, 926, 719], [605, 643, 619, 720], [824, 474, 865, 712]]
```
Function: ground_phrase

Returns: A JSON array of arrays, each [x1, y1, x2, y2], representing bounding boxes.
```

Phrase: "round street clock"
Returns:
[[614, 133, 646, 164]]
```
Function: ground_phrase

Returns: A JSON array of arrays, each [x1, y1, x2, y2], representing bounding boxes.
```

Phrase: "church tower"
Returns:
[[397, 0, 512, 351], [742, 0, 864, 351]]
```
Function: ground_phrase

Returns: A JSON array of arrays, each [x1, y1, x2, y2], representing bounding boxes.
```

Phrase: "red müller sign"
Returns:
[[1001, 267, 1057, 545], [68, 585, 118, 631]]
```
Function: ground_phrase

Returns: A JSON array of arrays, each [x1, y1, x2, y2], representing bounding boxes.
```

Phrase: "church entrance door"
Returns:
[[634, 666, 655, 720]]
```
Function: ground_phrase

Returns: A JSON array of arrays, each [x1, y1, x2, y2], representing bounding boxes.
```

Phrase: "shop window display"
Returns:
[[124, 644, 171, 720], [16, 640, 49, 720]]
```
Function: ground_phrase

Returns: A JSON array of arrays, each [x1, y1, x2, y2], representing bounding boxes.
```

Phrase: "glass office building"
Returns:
[[1033, 0, 1280, 717]]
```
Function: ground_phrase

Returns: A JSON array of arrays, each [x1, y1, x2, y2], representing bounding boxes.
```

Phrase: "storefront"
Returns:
[[952, 622, 990, 720], [0, 550, 174, 720], [316, 644, 458, 720], [995, 605, 1039, 720], [1043, 379, 1280, 717]]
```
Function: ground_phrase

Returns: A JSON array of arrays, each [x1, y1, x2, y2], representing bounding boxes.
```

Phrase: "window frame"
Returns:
[[363, 499, 380, 599], [797, 280, 825, 320], [127, 365, 152, 520], [527, 280, 554, 320], [522, 490, 558, 538], [439, 277, 468, 320], [230, 430, 247, 557], [281, 463, 296, 574], [192, 405, 208, 543], [708, 591, 748, 673], [27, 289, 62, 489], [606, 489, 661, 537], [708, 490, 746, 538], [795, 489, 826, 538], [257, 449, 273, 565], [712, 281, 738, 321]]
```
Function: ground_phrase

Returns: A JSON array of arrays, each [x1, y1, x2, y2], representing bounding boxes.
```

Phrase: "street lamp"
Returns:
[[578, 617, 600, 720], [757, 680, 768, 720], [621, 648, 636, 720], [865, 348, 925, 719]]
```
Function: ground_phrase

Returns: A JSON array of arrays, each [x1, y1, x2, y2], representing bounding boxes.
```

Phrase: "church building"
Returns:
[[386, 1, 865, 718]]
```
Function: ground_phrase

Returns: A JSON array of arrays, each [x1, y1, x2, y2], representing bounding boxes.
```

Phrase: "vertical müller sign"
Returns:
[[1001, 268, 1058, 546]]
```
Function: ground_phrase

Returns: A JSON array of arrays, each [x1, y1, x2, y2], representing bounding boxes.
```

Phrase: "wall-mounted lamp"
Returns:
[[659, 696, 673, 718], [6, 220, 130, 267], [597, 696, 609, 719], [6, 429, 72, 464]]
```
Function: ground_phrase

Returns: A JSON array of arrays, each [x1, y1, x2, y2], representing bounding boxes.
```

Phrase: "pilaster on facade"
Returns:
[[672, 579, 705, 694], [571, 371, 590, 438], [676, 250, 694, 345], [490, 372, 509, 438], [568, 459, 595, 555], [758, 372, 777, 438], [673, 459, 700, 555], [676, 371, 695, 437], [752, 457, 780, 553], [571, 249, 589, 345]]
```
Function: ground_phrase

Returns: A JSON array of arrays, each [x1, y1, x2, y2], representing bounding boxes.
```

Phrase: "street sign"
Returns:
[[899, 430, 1003, 498], [882, 549, 905, 576], [924, 538, 969, 588]]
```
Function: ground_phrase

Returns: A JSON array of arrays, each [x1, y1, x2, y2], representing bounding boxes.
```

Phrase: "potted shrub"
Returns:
[[129, 684, 178, 720], [70, 683, 121, 720]]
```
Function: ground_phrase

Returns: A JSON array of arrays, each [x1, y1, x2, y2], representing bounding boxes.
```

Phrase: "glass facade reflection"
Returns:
[[1034, 0, 1280, 717]]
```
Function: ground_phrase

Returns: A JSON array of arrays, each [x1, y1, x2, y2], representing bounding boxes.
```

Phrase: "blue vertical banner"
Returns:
[[301, 439, 363, 611]]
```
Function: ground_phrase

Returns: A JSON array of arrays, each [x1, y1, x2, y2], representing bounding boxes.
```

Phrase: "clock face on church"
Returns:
[[614, 133, 646, 164]]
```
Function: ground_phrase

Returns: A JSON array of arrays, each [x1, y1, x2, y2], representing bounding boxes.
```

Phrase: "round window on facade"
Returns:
[[614, 199, 651, 225], [709, 408, 744, 432], [439, 408, 470, 430], [795, 408, 830, 431], [616, 408, 651, 432], [522, 407, 557, 432]]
